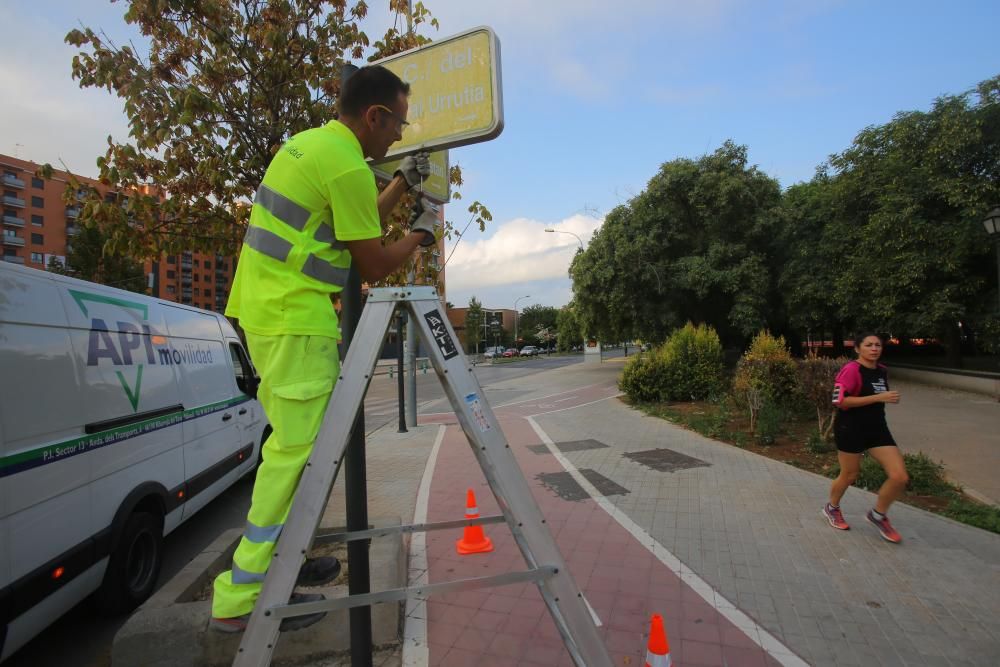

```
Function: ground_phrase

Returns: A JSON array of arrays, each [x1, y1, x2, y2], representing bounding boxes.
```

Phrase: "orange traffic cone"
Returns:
[[644, 614, 672, 667], [455, 488, 494, 555]]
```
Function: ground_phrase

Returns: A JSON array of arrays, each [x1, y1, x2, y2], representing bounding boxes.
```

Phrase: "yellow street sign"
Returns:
[[371, 150, 450, 204], [372, 26, 503, 158]]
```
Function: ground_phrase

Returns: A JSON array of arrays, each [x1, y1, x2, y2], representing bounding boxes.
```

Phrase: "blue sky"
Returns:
[[2, 1, 998, 312]]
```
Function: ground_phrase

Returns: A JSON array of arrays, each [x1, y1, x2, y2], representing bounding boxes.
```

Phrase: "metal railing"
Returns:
[[2, 174, 25, 189], [3, 214, 24, 227], [3, 195, 26, 208]]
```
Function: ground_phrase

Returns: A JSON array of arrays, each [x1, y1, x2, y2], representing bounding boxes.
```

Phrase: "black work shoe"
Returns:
[[296, 556, 342, 587], [210, 593, 327, 633]]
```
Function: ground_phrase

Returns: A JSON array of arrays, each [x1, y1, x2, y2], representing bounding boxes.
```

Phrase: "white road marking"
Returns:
[[401, 425, 446, 667], [526, 416, 809, 667]]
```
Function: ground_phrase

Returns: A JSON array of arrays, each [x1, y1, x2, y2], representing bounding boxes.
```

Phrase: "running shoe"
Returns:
[[822, 503, 849, 530], [866, 510, 902, 544]]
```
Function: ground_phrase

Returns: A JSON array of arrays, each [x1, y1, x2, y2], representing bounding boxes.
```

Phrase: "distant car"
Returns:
[[519, 345, 539, 357], [483, 346, 505, 359], [503, 348, 518, 358]]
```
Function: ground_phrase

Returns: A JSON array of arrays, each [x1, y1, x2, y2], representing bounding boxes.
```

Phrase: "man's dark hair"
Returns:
[[339, 65, 410, 117]]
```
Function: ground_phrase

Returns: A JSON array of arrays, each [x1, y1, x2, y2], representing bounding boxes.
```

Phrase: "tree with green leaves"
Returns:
[[556, 302, 583, 351], [48, 224, 147, 294], [64, 0, 489, 288], [517, 304, 558, 346], [465, 296, 483, 353], [572, 141, 782, 348], [823, 75, 1000, 364]]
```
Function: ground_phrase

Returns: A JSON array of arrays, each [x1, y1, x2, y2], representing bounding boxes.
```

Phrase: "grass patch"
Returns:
[[627, 397, 999, 535]]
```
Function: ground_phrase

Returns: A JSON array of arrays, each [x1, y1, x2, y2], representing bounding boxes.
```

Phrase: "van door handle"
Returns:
[[238, 408, 248, 415], [222, 413, 233, 421]]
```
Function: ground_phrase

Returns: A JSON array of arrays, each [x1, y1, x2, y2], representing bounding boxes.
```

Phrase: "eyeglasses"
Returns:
[[372, 104, 410, 131]]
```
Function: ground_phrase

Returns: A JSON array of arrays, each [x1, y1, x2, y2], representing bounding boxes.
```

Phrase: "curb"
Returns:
[[112, 518, 405, 666]]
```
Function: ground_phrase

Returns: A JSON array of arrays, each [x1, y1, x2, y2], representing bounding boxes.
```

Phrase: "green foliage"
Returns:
[[571, 141, 783, 346], [754, 402, 783, 445], [556, 303, 583, 351], [837, 451, 956, 496], [798, 355, 849, 439], [658, 323, 726, 401], [732, 331, 799, 431], [619, 351, 668, 402], [465, 297, 483, 353], [944, 498, 1000, 534], [518, 304, 559, 346], [805, 429, 834, 454], [618, 323, 725, 403], [48, 223, 146, 294], [64, 0, 488, 279]]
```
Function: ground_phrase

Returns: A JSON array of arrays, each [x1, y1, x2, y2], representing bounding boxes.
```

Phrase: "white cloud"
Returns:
[[443, 213, 601, 307]]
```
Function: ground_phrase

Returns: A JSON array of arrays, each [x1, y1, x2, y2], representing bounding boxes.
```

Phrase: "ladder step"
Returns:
[[314, 515, 507, 544], [266, 566, 559, 618]]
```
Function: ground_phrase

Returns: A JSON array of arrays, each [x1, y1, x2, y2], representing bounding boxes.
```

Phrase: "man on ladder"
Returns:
[[211, 65, 438, 633]]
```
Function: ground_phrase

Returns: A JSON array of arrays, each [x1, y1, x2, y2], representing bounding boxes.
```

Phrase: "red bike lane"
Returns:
[[416, 385, 787, 666]]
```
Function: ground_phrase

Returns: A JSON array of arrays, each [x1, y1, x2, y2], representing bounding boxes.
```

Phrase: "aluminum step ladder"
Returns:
[[232, 286, 612, 667]]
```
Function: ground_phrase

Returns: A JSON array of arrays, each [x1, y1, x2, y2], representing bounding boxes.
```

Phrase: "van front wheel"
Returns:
[[95, 511, 164, 615]]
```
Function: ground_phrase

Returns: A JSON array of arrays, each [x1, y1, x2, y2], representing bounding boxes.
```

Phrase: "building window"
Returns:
[[31, 252, 44, 264], [32, 177, 44, 189], [204, 289, 212, 298], [31, 214, 43, 226], [31, 233, 43, 245], [194, 288, 200, 296], [166, 270, 175, 279], [167, 255, 176, 264], [204, 273, 211, 283], [193, 259, 200, 267], [31, 196, 43, 208], [167, 285, 176, 294], [194, 273, 199, 282]]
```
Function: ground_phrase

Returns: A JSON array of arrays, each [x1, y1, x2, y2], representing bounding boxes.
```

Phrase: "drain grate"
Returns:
[[535, 469, 630, 501], [528, 439, 609, 455], [623, 448, 709, 473]]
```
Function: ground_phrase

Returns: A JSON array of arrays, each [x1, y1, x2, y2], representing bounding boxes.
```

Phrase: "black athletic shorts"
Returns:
[[834, 417, 897, 454]]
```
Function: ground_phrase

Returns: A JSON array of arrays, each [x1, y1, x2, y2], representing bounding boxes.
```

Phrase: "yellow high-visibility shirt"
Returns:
[[226, 121, 381, 338]]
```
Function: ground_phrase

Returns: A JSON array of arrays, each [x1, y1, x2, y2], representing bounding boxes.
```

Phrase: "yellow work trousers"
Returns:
[[212, 333, 339, 618]]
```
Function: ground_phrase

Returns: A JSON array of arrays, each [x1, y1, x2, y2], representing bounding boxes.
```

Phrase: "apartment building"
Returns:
[[1, 153, 235, 312]]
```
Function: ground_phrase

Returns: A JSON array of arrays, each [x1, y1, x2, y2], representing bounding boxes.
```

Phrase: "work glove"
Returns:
[[395, 152, 431, 190], [409, 197, 439, 247]]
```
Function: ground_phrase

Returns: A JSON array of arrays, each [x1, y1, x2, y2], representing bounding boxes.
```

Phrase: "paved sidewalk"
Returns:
[[886, 379, 1000, 505], [324, 361, 1000, 666]]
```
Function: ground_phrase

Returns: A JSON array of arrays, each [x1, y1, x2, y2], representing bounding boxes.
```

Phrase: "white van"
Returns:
[[0, 262, 270, 661]]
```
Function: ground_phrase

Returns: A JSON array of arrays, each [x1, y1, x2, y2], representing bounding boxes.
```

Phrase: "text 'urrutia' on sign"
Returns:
[[86, 318, 214, 367]]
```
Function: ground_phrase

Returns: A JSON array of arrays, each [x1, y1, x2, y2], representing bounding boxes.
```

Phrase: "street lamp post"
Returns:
[[985, 208, 1000, 314], [544, 228, 584, 251], [514, 295, 530, 348]]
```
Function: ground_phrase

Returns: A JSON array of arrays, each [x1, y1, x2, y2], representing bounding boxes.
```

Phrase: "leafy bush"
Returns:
[[619, 323, 725, 403], [732, 331, 799, 431], [798, 355, 850, 440], [659, 323, 726, 401], [806, 428, 834, 454], [755, 402, 784, 445], [619, 351, 668, 402]]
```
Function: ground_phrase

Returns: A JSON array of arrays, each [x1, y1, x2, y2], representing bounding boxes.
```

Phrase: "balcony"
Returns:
[[65, 207, 80, 219], [3, 214, 24, 228], [3, 234, 26, 247], [3, 195, 25, 209], [2, 174, 25, 189], [181, 259, 193, 269], [2, 254, 25, 264], [181, 274, 192, 285], [66, 224, 80, 236]]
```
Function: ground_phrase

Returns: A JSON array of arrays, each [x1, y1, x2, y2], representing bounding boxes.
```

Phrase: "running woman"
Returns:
[[823, 332, 909, 543]]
